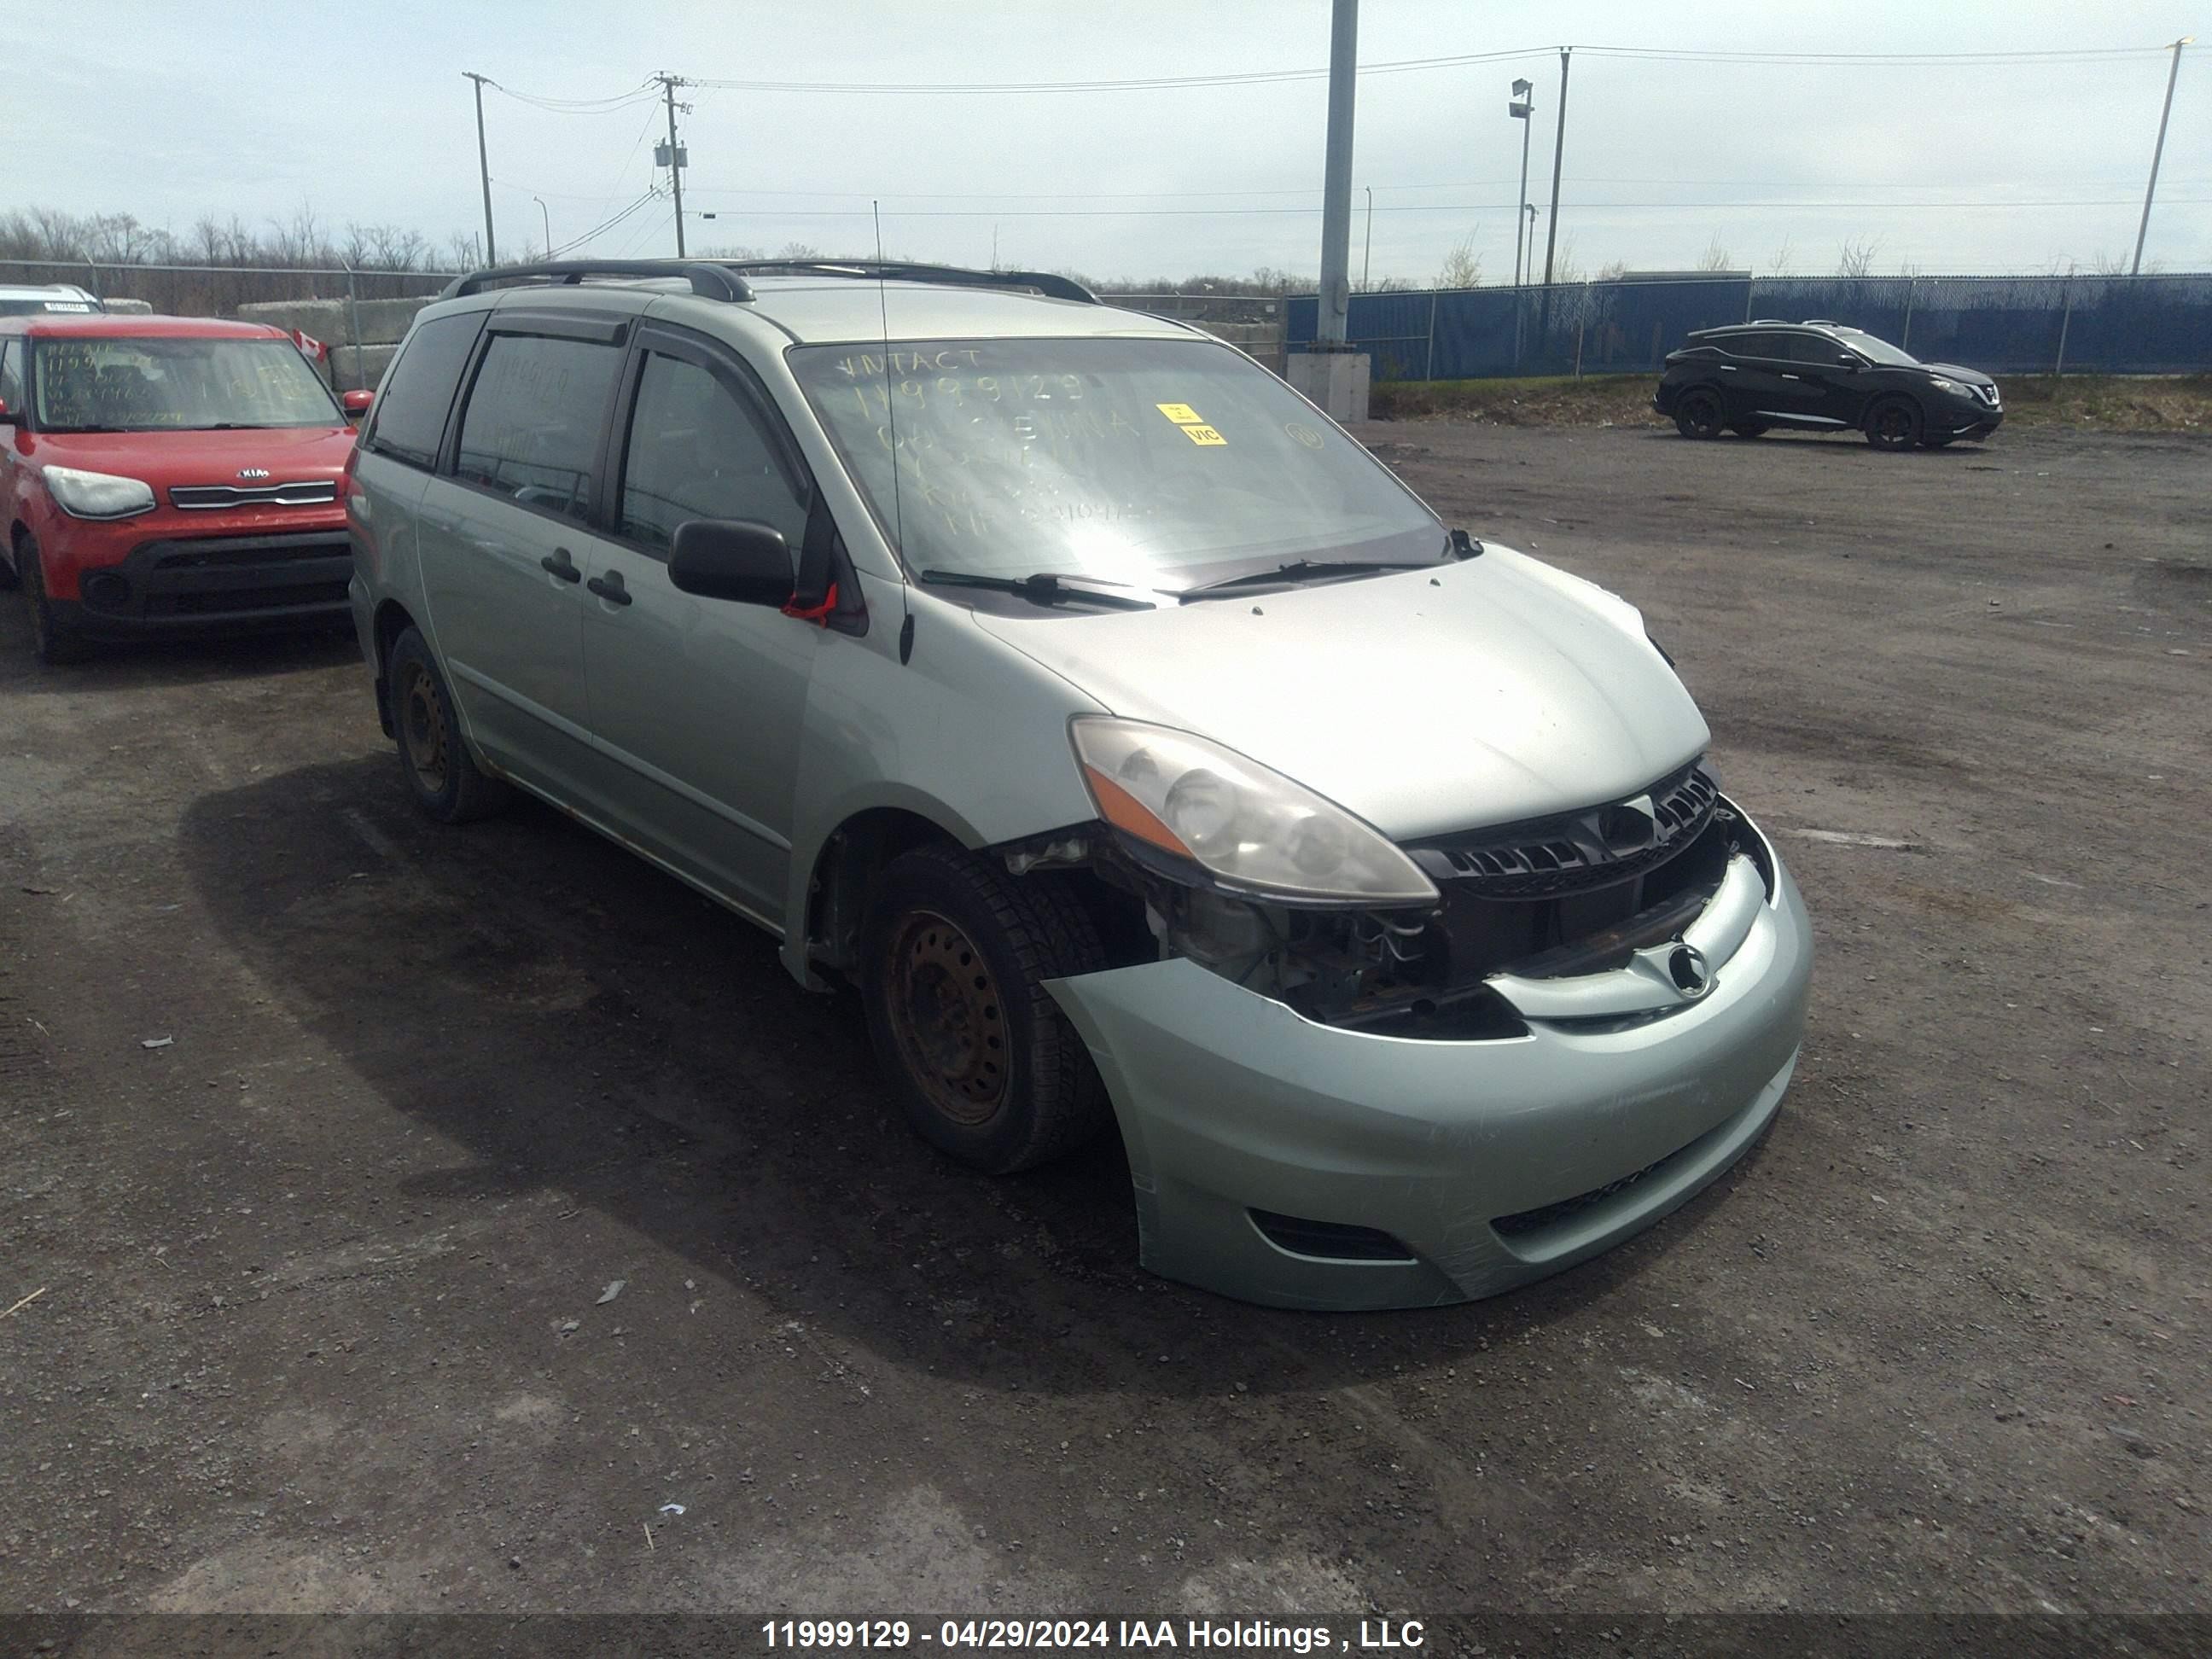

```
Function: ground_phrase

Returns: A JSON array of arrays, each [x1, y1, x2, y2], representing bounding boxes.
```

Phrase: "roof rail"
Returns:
[[437, 259, 755, 303], [1802, 317, 1842, 326], [717, 259, 1097, 304]]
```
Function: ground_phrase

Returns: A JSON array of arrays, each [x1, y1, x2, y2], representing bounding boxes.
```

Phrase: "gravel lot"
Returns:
[[1, 422, 2206, 1628]]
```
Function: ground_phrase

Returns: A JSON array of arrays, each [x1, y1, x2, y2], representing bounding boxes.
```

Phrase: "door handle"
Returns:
[[1780, 372, 1802, 381], [540, 548, 582, 583], [585, 569, 632, 607], [1718, 364, 1737, 371]]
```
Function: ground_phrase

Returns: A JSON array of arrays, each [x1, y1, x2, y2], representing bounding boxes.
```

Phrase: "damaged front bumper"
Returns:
[[1045, 814, 1812, 1310]]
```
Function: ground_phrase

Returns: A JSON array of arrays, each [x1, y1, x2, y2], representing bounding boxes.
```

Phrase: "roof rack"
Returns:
[[717, 259, 1097, 305], [438, 259, 755, 303]]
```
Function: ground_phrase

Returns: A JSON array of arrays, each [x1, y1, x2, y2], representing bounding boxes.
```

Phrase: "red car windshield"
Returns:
[[32, 335, 341, 433]]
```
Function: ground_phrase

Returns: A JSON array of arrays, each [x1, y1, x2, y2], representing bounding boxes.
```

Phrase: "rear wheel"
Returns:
[[17, 534, 92, 666], [861, 844, 1110, 1173], [1674, 390, 1725, 439], [387, 626, 511, 823], [1864, 398, 1924, 451]]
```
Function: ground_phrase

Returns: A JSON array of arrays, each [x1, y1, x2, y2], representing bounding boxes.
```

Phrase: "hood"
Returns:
[[975, 546, 1709, 841], [1918, 361, 1996, 388], [23, 424, 355, 491]]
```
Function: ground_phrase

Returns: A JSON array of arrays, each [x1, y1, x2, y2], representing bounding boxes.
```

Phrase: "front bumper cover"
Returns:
[[1047, 812, 1813, 1310]]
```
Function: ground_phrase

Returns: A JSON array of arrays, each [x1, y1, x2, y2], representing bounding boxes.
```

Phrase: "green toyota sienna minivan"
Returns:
[[345, 259, 1812, 1310]]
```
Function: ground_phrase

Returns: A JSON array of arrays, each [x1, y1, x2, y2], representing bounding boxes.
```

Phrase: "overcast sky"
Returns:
[[22, 0, 2210, 282]]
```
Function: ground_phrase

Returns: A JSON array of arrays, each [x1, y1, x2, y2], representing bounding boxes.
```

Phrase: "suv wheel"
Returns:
[[1864, 398, 1924, 451], [1674, 390, 1725, 439], [862, 844, 1110, 1173], [387, 626, 512, 823], [17, 534, 93, 666]]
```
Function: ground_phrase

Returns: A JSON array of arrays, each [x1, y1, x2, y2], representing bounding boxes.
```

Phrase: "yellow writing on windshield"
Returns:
[[1182, 425, 1227, 446], [1155, 402, 1204, 425]]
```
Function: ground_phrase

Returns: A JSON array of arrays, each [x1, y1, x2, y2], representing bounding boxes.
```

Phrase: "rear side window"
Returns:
[[454, 333, 622, 522], [618, 352, 808, 556], [364, 311, 485, 469], [1784, 334, 1852, 365], [1723, 332, 1787, 360]]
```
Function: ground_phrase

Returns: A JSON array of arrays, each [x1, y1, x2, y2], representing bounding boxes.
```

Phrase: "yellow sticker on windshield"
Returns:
[[1182, 424, 1227, 446], [1155, 402, 1204, 425]]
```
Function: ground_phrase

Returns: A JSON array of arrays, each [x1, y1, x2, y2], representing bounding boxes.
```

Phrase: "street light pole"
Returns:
[[2131, 37, 2192, 276], [533, 196, 551, 259], [1362, 185, 1373, 290], [1509, 78, 1534, 287], [462, 72, 497, 266], [1315, 0, 1358, 348]]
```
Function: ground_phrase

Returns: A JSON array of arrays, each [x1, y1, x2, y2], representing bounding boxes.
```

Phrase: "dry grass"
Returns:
[[1371, 372, 2212, 434]]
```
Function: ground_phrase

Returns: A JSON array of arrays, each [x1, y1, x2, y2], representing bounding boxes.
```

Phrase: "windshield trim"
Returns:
[[786, 333, 1441, 597], [28, 334, 345, 434]]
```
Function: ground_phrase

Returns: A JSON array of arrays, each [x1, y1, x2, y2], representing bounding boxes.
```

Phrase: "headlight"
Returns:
[[1071, 717, 1440, 907], [1927, 377, 1964, 395], [44, 466, 156, 520]]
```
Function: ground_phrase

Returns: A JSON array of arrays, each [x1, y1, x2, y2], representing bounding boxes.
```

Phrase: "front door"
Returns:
[[578, 329, 820, 925], [418, 315, 628, 801]]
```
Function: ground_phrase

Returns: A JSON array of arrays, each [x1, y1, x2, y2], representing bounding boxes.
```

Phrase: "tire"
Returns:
[[861, 843, 1110, 1173], [1864, 398, 1924, 451], [1674, 389, 1725, 439], [1730, 422, 1770, 439], [386, 625, 512, 824], [16, 534, 92, 666]]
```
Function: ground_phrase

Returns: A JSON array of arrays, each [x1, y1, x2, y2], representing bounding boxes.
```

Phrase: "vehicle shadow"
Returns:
[[1628, 428, 1988, 460], [176, 755, 1764, 1400], [0, 604, 358, 691]]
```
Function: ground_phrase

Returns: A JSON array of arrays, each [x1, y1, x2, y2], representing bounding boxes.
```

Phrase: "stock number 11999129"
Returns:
[[763, 1621, 1123, 1649]]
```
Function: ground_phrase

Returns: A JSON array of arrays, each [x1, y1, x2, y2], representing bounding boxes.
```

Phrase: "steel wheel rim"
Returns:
[[1874, 406, 1912, 444], [885, 908, 1008, 1127], [399, 662, 451, 795], [1685, 395, 1720, 436]]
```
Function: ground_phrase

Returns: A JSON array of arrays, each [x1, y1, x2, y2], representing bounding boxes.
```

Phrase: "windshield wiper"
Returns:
[[1179, 558, 1429, 602], [918, 569, 1157, 611]]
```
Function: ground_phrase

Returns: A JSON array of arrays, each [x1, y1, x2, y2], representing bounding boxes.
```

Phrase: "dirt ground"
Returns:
[[1, 422, 2206, 1632]]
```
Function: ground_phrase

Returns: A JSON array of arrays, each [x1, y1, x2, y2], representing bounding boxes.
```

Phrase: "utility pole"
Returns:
[[1362, 186, 1373, 289], [463, 72, 497, 266], [1540, 47, 1570, 288], [657, 73, 690, 258], [2131, 37, 2192, 276], [1510, 77, 1534, 286], [1315, 0, 1357, 347]]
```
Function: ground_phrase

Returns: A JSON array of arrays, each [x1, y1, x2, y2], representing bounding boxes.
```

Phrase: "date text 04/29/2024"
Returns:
[[759, 1621, 1427, 1652]]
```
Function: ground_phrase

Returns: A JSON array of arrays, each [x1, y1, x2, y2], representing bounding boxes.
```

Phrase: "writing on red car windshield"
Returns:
[[32, 337, 341, 432]]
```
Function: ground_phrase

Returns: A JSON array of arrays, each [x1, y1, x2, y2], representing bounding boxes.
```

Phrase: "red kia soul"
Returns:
[[0, 313, 371, 664]]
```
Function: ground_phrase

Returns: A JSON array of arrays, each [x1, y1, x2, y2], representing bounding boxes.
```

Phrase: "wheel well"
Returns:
[[803, 807, 962, 979], [370, 600, 416, 738]]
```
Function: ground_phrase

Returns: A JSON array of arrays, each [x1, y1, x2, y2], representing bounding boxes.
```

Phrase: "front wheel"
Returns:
[[386, 626, 512, 824], [861, 844, 1110, 1173], [17, 534, 93, 666], [1674, 390, 1725, 439], [1864, 399, 1924, 451]]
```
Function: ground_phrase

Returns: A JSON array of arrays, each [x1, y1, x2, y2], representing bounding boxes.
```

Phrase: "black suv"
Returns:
[[1654, 320, 2002, 451]]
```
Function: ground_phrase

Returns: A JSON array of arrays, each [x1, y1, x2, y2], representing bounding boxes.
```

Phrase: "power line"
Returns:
[[486, 79, 658, 114], [666, 195, 2212, 220], [544, 189, 661, 258]]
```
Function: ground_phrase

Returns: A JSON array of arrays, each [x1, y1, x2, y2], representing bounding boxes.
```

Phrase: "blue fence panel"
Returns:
[[1289, 271, 2212, 381]]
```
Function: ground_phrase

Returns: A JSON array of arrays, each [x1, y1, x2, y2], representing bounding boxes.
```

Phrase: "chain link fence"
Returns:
[[1289, 273, 2212, 381]]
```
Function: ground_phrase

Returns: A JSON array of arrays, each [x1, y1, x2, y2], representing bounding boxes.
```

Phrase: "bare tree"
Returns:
[[777, 241, 824, 260], [1435, 231, 1482, 290], [1695, 234, 1735, 273], [1767, 236, 1795, 276], [1836, 238, 1880, 278]]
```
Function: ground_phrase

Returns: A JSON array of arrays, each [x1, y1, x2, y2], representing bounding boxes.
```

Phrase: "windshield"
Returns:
[[32, 335, 341, 432], [790, 337, 1441, 591], [1837, 330, 1918, 367]]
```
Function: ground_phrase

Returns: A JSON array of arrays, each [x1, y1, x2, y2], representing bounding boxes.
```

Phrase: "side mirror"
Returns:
[[668, 518, 794, 606], [1838, 355, 1863, 370], [341, 388, 375, 421], [0, 397, 10, 422]]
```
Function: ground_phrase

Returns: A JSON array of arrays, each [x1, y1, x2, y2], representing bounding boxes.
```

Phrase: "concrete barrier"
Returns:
[[101, 297, 154, 315]]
